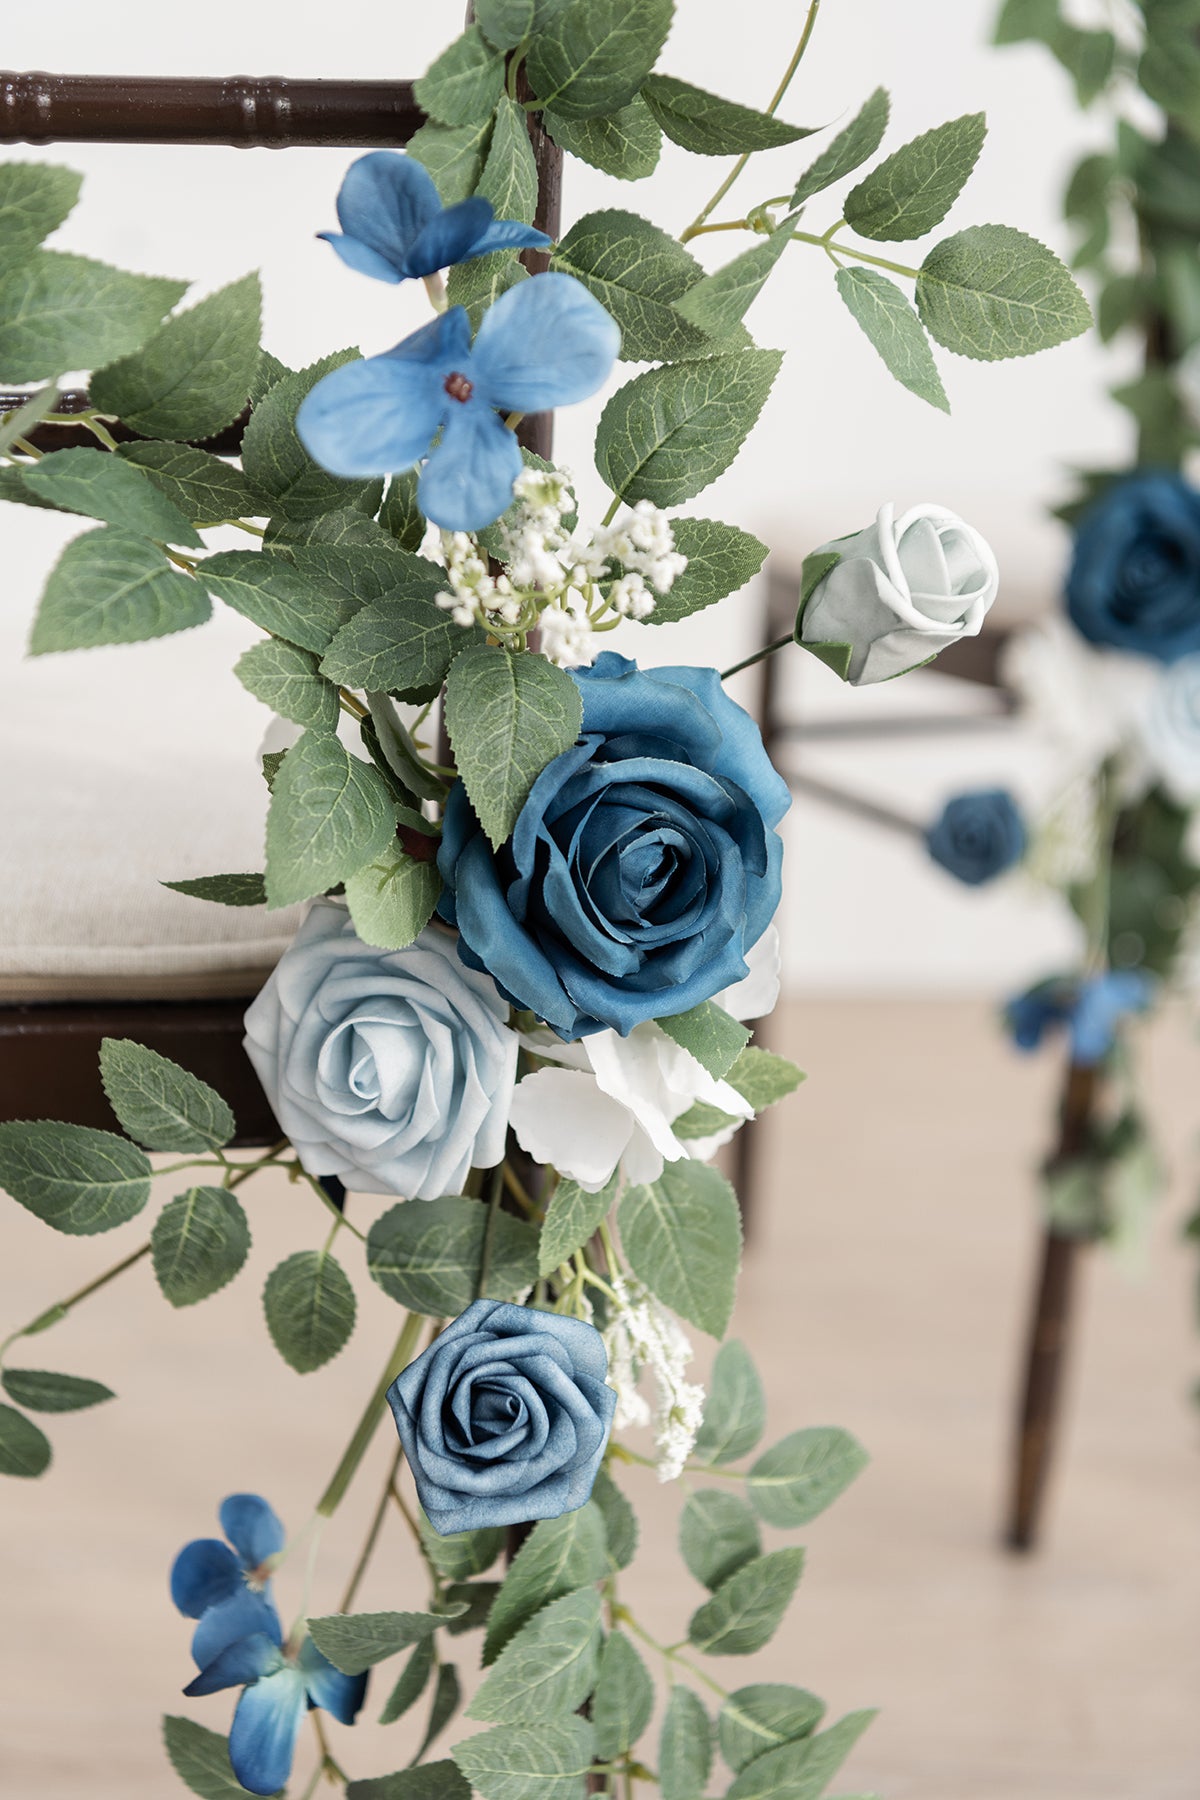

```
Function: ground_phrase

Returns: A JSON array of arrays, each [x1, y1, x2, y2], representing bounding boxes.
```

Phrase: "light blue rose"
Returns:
[[244, 903, 518, 1198]]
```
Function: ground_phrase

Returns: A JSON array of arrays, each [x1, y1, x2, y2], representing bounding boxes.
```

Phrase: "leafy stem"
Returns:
[[720, 633, 793, 681], [316, 1310, 425, 1518], [339, 1443, 405, 1613], [611, 1605, 730, 1702], [0, 1239, 152, 1362]]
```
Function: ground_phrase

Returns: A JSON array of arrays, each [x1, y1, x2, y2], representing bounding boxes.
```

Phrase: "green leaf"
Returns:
[[445, 644, 583, 849], [592, 1632, 653, 1760], [834, 266, 948, 411], [726, 1047, 804, 1112], [416, 27, 506, 128], [0, 162, 82, 270], [0, 1120, 152, 1235], [791, 89, 890, 207], [90, 273, 261, 441], [844, 113, 986, 242], [378, 1637, 436, 1726], [656, 1001, 750, 1079], [381, 470, 427, 553], [309, 1607, 456, 1675], [452, 1719, 596, 1800], [263, 1248, 357, 1373], [619, 1161, 741, 1338], [151, 1187, 251, 1308], [448, 252, 529, 329], [687, 1548, 804, 1656], [915, 224, 1091, 361], [747, 1427, 869, 1527], [364, 695, 447, 806], [420, 1518, 506, 1582], [0, 1368, 114, 1413], [544, 101, 661, 181], [162, 872, 267, 907], [241, 349, 383, 521], [483, 1504, 608, 1663], [680, 1490, 762, 1590], [693, 1339, 766, 1466], [993, 0, 1060, 47], [409, 117, 494, 205], [20, 446, 203, 545], [416, 1663, 463, 1761], [479, 95, 539, 226], [350, 1762, 470, 1800], [368, 1195, 539, 1316], [674, 220, 795, 336], [0, 251, 186, 382], [591, 1468, 637, 1572], [539, 1170, 619, 1277], [724, 1711, 877, 1800], [446, 1584, 501, 1635], [470, 1588, 603, 1724], [0, 383, 62, 461], [162, 1715, 273, 1799], [642, 516, 768, 625], [660, 1686, 712, 1800], [116, 441, 255, 527], [98, 1038, 235, 1152], [264, 728, 398, 908], [642, 75, 812, 155], [719, 1686, 826, 1774], [595, 350, 782, 507], [0, 1404, 51, 1478], [551, 210, 725, 363], [475, 0, 536, 50], [525, 0, 672, 120], [345, 835, 441, 952], [321, 588, 475, 702], [29, 526, 208, 653], [672, 1098, 741, 1140], [251, 348, 292, 404], [236, 638, 338, 731]]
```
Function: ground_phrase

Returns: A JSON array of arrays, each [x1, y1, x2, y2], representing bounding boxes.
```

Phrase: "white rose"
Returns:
[[800, 501, 999, 685], [1138, 654, 1200, 805]]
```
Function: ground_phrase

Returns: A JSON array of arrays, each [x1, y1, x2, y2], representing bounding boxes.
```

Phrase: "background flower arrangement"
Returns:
[[0, 2, 1087, 1795]]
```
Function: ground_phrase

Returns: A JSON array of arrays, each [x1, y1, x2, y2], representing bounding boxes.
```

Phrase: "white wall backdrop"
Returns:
[[1, 0, 1118, 989]]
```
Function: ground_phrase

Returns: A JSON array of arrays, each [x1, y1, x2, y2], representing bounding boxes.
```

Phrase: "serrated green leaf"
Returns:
[[719, 1687, 826, 1774], [0, 1404, 51, 1478], [162, 1714, 273, 1799], [378, 1637, 436, 1727], [595, 350, 782, 507], [642, 75, 812, 155], [483, 1505, 608, 1663], [381, 470, 427, 553], [915, 224, 1091, 361], [364, 695, 447, 806], [526, 0, 672, 121], [116, 440, 255, 527], [0, 1367, 112, 1413], [993, 0, 1060, 48], [643, 516, 768, 625], [834, 266, 948, 411], [539, 1170, 619, 1277], [724, 1711, 877, 1800], [552, 210, 723, 363], [445, 1584, 500, 1635], [672, 1098, 740, 1139], [20, 447, 203, 545], [452, 1719, 596, 1800], [420, 1518, 506, 1582], [687, 1548, 804, 1656], [98, 1038, 235, 1152], [345, 837, 441, 952], [674, 220, 795, 336], [476, 0, 536, 50], [263, 1248, 356, 1373], [0, 251, 186, 382], [445, 644, 583, 849], [592, 1632, 653, 1760], [680, 1490, 762, 1590], [657, 1001, 750, 1079], [447, 253, 529, 330], [416, 27, 506, 129], [660, 1686, 711, 1800], [415, 1662, 463, 1762], [241, 349, 383, 520], [350, 1760, 469, 1800], [0, 162, 82, 270], [470, 1588, 603, 1724], [0, 1120, 151, 1234], [321, 588, 476, 702], [409, 117, 494, 205], [251, 348, 292, 405], [791, 89, 890, 207], [619, 1162, 741, 1338], [591, 1468, 637, 1572], [545, 101, 661, 181], [264, 728, 397, 908], [268, 507, 393, 550], [90, 273, 261, 441], [151, 1186, 251, 1307], [693, 1340, 767, 1466], [309, 1607, 455, 1674], [162, 872, 267, 907], [746, 1427, 869, 1527], [479, 95, 539, 226], [368, 1195, 539, 1316], [726, 1047, 804, 1111], [29, 526, 208, 653], [844, 113, 986, 241], [236, 638, 338, 731], [0, 382, 61, 460]]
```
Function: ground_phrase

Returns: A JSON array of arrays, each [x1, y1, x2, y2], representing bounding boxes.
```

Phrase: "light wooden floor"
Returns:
[[1, 999, 1197, 1797]]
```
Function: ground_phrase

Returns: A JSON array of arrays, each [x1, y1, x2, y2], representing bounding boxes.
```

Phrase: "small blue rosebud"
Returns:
[[926, 788, 1026, 887]]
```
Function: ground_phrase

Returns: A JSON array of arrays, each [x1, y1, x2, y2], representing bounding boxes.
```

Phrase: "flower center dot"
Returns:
[[444, 372, 474, 403]]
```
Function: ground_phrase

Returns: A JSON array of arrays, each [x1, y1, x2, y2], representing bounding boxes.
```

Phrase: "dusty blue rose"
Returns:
[[1067, 472, 1200, 662], [437, 653, 790, 1038], [926, 788, 1026, 886], [387, 1299, 616, 1534]]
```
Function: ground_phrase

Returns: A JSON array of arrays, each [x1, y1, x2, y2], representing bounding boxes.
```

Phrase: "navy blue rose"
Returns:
[[437, 653, 790, 1038], [926, 788, 1026, 886], [1067, 472, 1200, 662], [387, 1299, 616, 1534]]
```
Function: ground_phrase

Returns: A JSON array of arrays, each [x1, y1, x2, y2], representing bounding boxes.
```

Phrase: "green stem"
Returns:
[[601, 493, 622, 527], [685, 218, 752, 237], [793, 229, 920, 279], [613, 1607, 730, 1701], [681, 0, 821, 241], [720, 634, 792, 681], [339, 1444, 404, 1613], [223, 1140, 290, 1190], [0, 1241, 152, 1360], [1083, 761, 1118, 977], [290, 1164, 367, 1242], [477, 1162, 506, 1299], [83, 415, 120, 451], [316, 1312, 425, 1518]]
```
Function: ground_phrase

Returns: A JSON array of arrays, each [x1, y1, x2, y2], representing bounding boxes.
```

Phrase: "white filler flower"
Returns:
[[602, 1273, 706, 1481]]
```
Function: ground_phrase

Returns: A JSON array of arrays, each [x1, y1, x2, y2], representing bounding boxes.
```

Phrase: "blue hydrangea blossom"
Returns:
[[1004, 970, 1153, 1066], [169, 1492, 285, 1668]]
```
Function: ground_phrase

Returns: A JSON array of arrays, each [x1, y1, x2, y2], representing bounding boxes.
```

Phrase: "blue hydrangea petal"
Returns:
[[471, 272, 619, 412], [184, 1631, 285, 1698], [408, 196, 498, 277], [297, 1637, 369, 1724], [229, 1666, 308, 1798], [296, 354, 447, 479], [418, 400, 523, 531], [472, 219, 553, 256], [191, 1587, 283, 1670], [220, 1494, 285, 1569], [170, 1539, 241, 1618], [318, 231, 405, 285], [332, 150, 441, 277]]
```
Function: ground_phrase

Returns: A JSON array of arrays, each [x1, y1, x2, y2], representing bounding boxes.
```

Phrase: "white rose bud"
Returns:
[[799, 501, 1000, 685]]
